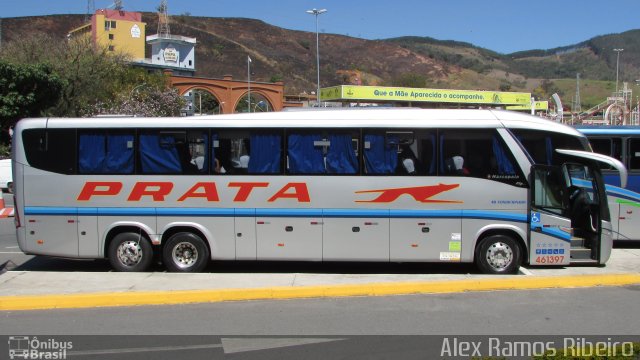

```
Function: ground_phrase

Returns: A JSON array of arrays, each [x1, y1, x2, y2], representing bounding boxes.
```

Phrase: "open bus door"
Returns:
[[529, 149, 627, 266]]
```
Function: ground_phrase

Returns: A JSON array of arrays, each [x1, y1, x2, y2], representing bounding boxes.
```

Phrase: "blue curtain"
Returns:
[[249, 134, 281, 174], [439, 134, 446, 173], [288, 134, 325, 174], [428, 134, 436, 175], [545, 137, 553, 165], [140, 133, 181, 174], [364, 134, 397, 174], [79, 133, 106, 174], [492, 136, 515, 175], [105, 134, 134, 173], [326, 134, 358, 174], [79, 133, 133, 174]]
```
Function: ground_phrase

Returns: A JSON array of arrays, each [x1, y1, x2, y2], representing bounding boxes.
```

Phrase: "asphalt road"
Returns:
[[2, 285, 640, 335], [1, 286, 639, 359]]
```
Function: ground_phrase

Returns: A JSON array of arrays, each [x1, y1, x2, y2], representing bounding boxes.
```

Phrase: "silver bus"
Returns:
[[11, 109, 626, 274]]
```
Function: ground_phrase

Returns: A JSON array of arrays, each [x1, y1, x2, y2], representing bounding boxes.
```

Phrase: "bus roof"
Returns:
[[575, 125, 640, 135], [16, 108, 582, 136]]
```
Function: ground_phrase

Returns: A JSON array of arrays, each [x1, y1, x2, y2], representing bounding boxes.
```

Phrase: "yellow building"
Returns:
[[68, 9, 146, 60]]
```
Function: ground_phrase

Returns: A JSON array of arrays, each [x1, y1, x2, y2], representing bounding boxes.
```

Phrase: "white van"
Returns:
[[0, 159, 12, 193]]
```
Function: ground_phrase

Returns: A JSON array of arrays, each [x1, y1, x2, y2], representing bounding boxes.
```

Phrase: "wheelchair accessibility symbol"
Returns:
[[531, 212, 541, 223]]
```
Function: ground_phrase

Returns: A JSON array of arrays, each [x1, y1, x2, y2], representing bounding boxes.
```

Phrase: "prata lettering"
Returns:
[[77, 181, 311, 203]]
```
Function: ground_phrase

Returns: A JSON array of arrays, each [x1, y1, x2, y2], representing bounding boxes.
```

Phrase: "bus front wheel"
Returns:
[[108, 232, 154, 272], [162, 232, 210, 273], [475, 235, 521, 274]]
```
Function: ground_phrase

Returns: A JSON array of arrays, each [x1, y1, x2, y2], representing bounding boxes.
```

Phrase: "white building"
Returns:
[[142, 34, 196, 76]]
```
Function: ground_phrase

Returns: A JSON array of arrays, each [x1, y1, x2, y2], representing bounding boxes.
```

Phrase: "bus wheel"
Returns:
[[475, 235, 521, 274], [163, 232, 210, 273], [108, 232, 154, 272]]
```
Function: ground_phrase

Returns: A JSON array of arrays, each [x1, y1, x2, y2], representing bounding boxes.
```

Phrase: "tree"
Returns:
[[0, 61, 64, 147], [1, 33, 131, 116], [532, 79, 563, 100], [89, 85, 185, 117], [0, 32, 185, 119]]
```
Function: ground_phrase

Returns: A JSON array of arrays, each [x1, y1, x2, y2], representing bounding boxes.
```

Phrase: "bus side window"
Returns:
[[216, 129, 284, 175], [325, 132, 358, 174], [23, 128, 76, 175], [589, 138, 612, 156], [629, 138, 640, 170], [215, 131, 251, 175], [248, 132, 282, 174], [78, 130, 134, 174], [419, 134, 436, 175], [440, 130, 471, 176], [439, 129, 524, 186], [287, 131, 358, 175], [589, 137, 623, 170], [363, 132, 397, 175], [139, 130, 187, 175]]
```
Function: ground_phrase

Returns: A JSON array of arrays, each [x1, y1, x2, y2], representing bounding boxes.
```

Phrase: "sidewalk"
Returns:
[[0, 248, 639, 311]]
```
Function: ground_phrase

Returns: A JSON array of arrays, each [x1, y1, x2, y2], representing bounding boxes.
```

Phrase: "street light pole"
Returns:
[[306, 8, 327, 107], [247, 56, 252, 113], [614, 48, 624, 98]]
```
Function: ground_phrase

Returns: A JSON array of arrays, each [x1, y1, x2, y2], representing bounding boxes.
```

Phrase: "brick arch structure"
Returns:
[[168, 73, 284, 114]]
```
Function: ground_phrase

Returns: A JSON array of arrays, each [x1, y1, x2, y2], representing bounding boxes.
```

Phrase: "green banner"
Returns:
[[320, 85, 531, 105]]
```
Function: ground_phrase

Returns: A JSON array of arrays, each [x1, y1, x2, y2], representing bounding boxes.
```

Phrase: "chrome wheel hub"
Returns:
[[117, 241, 143, 267], [485, 242, 513, 270], [172, 242, 198, 268]]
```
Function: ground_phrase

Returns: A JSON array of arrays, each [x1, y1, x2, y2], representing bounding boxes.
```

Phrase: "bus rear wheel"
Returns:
[[163, 232, 210, 273], [475, 234, 521, 274], [108, 232, 154, 272]]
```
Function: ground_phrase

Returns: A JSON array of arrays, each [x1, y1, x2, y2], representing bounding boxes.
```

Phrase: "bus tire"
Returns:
[[163, 232, 209, 273], [475, 234, 521, 274], [108, 232, 154, 272]]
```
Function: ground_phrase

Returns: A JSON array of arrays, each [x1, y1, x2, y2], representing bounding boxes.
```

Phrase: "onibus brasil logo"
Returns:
[[8, 336, 72, 359]]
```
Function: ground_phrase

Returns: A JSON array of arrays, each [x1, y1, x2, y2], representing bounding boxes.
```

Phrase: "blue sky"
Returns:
[[2, 0, 640, 54]]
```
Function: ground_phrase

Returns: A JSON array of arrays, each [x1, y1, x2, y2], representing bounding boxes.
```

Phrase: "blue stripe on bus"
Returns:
[[98, 208, 157, 216], [389, 209, 461, 218], [461, 210, 528, 222], [531, 225, 572, 242], [156, 208, 235, 217], [24, 206, 528, 223], [255, 208, 324, 217], [325, 209, 390, 218], [577, 127, 640, 135], [24, 207, 79, 215], [570, 178, 640, 204], [604, 185, 640, 203]]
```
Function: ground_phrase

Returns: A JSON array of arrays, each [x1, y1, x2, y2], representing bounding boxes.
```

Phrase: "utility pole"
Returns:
[[85, 0, 95, 22], [247, 56, 252, 113], [573, 73, 581, 114], [614, 48, 624, 99], [157, 0, 170, 38], [306, 8, 327, 107]]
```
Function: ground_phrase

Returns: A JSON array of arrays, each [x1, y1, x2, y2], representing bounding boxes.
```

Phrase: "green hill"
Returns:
[[2, 14, 638, 109]]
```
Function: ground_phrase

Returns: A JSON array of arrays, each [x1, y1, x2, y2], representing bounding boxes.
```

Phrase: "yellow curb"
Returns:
[[1, 273, 639, 311]]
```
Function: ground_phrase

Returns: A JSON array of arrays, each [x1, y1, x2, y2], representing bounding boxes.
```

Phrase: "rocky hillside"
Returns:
[[2, 14, 638, 105]]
